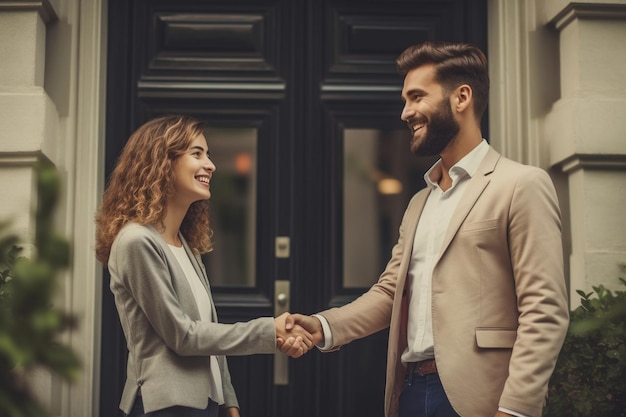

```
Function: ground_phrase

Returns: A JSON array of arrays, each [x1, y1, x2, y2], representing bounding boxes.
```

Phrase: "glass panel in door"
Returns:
[[202, 126, 258, 288], [343, 128, 434, 288]]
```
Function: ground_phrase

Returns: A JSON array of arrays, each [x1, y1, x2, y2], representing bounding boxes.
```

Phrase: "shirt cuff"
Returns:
[[312, 314, 333, 350], [499, 407, 529, 417]]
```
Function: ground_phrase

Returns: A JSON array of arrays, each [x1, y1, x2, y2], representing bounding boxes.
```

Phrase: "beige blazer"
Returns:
[[321, 147, 569, 417], [109, 223, 277, 414]]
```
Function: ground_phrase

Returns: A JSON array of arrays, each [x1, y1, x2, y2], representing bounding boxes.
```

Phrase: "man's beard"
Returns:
[[409, 98, 460, 157]]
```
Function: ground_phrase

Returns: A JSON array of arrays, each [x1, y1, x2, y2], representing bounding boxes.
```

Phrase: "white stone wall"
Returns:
[[1, 0, 624, 415], [488, 0, 626, 303], [0, 0, 105, 416], [544, 0, 626, 300], [0, 4, 54, 244]]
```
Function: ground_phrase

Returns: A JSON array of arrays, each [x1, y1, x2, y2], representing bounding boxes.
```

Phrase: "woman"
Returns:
[[95, 115, 310, 417]]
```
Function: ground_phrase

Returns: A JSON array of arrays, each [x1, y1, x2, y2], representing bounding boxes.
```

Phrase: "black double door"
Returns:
[[101, 1, 486, 416]]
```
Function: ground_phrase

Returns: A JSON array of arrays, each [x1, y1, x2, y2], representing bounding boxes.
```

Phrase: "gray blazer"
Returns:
[[109, 222, 276, 414]]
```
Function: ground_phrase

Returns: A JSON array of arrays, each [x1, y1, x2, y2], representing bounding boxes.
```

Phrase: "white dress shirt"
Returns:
[[401, 139, 489, 362]]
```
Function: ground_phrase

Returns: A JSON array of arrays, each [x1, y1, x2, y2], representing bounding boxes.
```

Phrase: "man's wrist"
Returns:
[[312, 314, 333, 350]]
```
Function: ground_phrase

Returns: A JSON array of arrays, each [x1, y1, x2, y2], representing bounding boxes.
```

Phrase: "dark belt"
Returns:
[[408, 359, 437, 376]]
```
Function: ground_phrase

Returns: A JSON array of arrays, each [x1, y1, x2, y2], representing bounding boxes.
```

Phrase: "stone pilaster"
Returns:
[[0, 0, 58, 240], [0, 0, 64, 414], [545, 0, 626, 299]]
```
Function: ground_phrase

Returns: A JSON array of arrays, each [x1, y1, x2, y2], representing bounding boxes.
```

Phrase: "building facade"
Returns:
[[0, 0, 625, 416]]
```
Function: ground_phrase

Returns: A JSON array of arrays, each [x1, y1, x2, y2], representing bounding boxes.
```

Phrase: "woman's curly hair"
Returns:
[[95, 114, 213, 264]]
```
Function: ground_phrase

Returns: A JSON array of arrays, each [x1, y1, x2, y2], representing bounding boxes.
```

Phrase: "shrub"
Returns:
[[544, 270, 626, 416], [0, 163, 80, 417]]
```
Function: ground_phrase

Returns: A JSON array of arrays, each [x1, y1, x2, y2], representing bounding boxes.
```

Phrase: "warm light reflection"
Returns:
[[234, 152, 252, 175], [202, 127, 257, 288], [378, 178, 403, 195]]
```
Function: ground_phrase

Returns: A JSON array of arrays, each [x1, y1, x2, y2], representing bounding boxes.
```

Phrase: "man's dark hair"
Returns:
[[397, 41, 489, 120]]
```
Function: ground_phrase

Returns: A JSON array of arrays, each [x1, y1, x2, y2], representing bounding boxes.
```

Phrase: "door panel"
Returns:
[[202, 126, 257, 288], [102, 1, 486, 416], [343, 128, 435, 289]]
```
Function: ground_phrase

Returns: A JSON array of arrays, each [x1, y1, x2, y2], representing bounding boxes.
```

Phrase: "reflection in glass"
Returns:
[[343, 129, 431, 288], [202, 127, 257, 287]]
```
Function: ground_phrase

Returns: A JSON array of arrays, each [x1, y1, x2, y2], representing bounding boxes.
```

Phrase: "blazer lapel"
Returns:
[[180, 236, 210, 291], [398, 190, 428, 320], [435, 147, 500, 264], [402, 190, 429, 268], [180, 235, 219, 322], [144, 225, 205, 320], [395, 188, 430, 296]]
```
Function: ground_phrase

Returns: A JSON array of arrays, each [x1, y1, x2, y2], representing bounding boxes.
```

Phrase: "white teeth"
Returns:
[[196, 176, 210, 184]]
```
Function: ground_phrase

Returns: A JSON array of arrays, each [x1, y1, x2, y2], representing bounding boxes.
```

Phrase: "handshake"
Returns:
[[274, 313, 324, 358]]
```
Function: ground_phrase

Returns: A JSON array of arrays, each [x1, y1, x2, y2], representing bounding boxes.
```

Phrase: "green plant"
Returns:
[[544, 270, 626, 417], [0, 162, 80, 417], [0, 229, 21, 299]]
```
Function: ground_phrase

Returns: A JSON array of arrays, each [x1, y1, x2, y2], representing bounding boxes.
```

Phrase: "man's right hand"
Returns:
[[278, 314, 324, 357]]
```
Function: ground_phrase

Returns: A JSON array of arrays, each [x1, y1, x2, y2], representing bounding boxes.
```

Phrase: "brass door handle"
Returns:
[[274, 280, 290, 385]]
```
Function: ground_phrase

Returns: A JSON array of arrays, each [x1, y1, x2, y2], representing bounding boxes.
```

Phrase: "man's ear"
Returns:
[[453, 84, 473, 114]]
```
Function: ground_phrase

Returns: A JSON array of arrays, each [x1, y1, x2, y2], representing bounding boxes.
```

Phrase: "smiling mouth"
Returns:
[[412, 123, 425, 133], [195, 176, 211, 185], [408, 121, 426, 136], [408, 117, 426, 135]]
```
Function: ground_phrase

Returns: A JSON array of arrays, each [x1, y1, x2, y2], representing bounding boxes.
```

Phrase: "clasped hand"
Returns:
[[275, 313, 323, 358]]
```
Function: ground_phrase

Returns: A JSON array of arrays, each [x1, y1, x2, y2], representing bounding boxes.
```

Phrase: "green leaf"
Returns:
[[0, 164, 80, 417]]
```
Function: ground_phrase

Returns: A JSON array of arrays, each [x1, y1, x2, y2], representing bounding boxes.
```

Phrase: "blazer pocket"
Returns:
[[475, 328, 517, 348], [461, 218, 498, 233]]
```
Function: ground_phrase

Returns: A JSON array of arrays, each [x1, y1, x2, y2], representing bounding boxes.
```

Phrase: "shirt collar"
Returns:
[[423, 139, 490, 189]]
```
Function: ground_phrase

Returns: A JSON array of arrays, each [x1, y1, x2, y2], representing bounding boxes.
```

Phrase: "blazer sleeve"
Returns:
[[320, 191, 420, 347], [499, 168, 569, 415], [109, 225, 276, 357], [218, 355, 239, 410]]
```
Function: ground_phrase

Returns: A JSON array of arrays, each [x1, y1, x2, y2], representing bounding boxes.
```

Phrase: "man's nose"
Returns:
[[400, 104, 413, 122]]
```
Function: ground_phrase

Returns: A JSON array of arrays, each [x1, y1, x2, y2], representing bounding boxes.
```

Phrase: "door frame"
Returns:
[[101, 2, 487, 417]]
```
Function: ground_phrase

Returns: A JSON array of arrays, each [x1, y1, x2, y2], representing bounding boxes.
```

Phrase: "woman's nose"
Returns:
[[205, 157, 216, 172]]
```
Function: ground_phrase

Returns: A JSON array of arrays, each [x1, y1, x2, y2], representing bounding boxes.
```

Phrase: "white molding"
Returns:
[[549, 2, 626, 31], [488, 0, 533, 164], [560, 154, 626, 173], [488, 0, 563, 170], [0, 151, 40, 166], [64, 0, 107, 415], [0, 0, 57, 22]]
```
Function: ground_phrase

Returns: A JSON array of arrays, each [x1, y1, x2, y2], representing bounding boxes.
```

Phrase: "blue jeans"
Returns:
[[399, 372, 460, 417], [127, 395, 219, 417]]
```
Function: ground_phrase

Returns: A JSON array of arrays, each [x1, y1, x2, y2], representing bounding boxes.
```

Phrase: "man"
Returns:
[[280, 41, 569, 417]]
